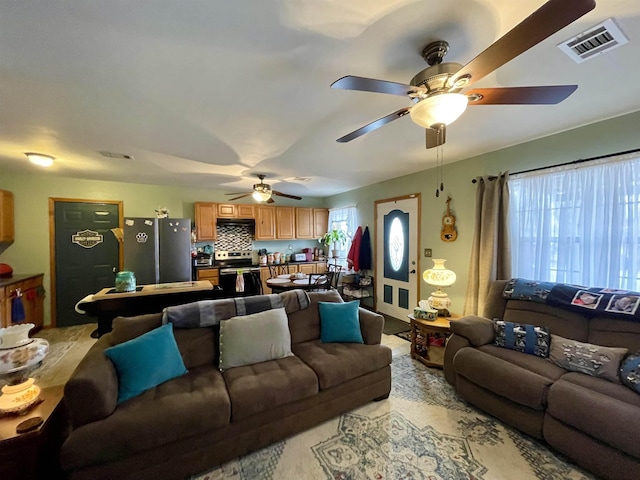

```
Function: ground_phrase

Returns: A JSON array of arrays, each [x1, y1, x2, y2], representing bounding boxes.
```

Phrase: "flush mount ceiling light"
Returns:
[[409, 93, 469, 128], [25, 152, 55, 167]]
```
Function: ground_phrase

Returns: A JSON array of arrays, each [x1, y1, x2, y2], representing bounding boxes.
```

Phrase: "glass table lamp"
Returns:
[[0, 323, 49, 415], [422, 259, 456, 315]]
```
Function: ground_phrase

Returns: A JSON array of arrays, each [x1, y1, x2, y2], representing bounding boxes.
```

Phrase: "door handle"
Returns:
[[410, 269, 416, 274], [112, 267, 117, 273]]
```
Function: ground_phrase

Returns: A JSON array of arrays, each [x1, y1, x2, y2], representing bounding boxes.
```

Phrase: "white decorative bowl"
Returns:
[[0, 337, 49, 376], [0, 323, 35, 349]]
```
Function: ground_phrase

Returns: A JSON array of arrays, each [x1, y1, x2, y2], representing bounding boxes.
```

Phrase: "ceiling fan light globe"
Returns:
[[409, 93, 468, 128], [252, 190, 272, 202]]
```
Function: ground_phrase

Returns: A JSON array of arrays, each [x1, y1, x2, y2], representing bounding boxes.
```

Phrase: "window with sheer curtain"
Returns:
[[509, 152, 640, 290], [327, 206, 358, 268]]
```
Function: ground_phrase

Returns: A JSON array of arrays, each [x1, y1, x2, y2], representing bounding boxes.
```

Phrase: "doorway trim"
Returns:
[[48, 198, 123, 327], [374, 193, 422, 312]]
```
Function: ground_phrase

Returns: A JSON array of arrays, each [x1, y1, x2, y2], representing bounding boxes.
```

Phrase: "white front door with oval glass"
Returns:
[[375, 195, 420, 320]]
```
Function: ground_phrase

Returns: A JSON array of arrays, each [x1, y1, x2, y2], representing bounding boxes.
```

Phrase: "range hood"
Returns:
[[216, 218, 256, 228]]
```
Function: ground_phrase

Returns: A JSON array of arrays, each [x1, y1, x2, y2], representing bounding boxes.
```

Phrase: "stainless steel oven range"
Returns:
[[214, 250, 262, 296]]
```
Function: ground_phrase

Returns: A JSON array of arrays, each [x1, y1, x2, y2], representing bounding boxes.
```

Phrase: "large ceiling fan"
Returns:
[[225, 174, 302, 203], [331, 0, 596, 148]]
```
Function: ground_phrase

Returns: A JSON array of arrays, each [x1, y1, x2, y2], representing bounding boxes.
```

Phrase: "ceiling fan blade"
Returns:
[[466, 85, 578, 105], [273, 190, 302, 200], [228, 193, 251, 201], [426, 124, 446, 149], [267, 197, 275, 204], [337, 107, 411, 143], [451, 0, 596, 89], [225, 192, 250, 195], [331, 76, 425, 97]]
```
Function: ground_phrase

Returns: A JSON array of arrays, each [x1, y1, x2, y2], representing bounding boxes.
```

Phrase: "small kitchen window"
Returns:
[[327, 206, 358, 269]]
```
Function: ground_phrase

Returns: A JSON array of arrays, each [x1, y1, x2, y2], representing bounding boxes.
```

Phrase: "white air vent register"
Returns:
[[558, 18, 628, 63]]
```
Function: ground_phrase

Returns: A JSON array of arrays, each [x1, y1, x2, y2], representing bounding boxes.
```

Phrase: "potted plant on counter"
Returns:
[[319, 227, 348, 258]]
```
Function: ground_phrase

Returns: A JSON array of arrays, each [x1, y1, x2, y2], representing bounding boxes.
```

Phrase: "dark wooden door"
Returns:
[[51, 200, 121, 327]]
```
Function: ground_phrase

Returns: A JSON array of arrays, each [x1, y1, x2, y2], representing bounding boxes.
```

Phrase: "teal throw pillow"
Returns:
[[104, 323, 188, 403], [319, 300, 363, 344]]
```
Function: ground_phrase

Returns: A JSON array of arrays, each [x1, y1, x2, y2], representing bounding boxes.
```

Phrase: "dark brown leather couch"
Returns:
[[444, 280, 640, 480], [60, 290, 391, 480]]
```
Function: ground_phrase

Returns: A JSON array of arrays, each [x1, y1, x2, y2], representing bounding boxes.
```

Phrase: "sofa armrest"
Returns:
[[443, 334, 471, 386], [64, 336, 118, 429], [358, 308, 383, 345], [449, 315, 495, 347]]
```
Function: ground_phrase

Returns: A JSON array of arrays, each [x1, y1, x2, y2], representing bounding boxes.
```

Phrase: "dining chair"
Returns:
[[328, 264, 342, 290], [269, 265, 279, 278], [307, 273, 329, 291], [269, 264, 290, 278]]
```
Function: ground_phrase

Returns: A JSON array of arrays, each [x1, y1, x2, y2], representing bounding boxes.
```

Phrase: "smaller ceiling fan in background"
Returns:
[[330, 0, 596, 149], [225, 174, 302, 203]]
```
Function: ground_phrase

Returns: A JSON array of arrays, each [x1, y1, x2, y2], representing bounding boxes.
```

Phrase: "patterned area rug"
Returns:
[[194, 355, 595, 480]]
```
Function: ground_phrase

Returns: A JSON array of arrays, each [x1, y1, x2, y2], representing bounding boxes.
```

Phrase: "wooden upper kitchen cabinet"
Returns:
[[216, 204, 236, 218], [255, 205, 275, 240], [0, 274, 45, 329], [0, 189, 14, 245], [216, 203, 255, 219], [313, 208, 329, 237], [295, 208, 314, 239], [276, 206, 295, 239], [236, 204, 254, 219], [194, 202, 217, 241]]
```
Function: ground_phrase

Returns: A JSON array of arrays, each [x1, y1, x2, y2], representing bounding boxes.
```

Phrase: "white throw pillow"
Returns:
[[219, 307, 293, 371]]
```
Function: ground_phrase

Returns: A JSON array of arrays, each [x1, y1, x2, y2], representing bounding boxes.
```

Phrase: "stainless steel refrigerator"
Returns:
[[123, 218, 192, 285]]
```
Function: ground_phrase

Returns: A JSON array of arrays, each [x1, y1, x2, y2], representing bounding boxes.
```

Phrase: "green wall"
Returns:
[[325, 110, 640, 313], [2, 110, 639, 325], [0, 174, 324, 326]]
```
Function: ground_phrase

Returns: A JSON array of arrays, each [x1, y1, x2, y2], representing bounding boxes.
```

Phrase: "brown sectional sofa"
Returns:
[[60, 290, 392, 480], [444, 279, 640, 480]]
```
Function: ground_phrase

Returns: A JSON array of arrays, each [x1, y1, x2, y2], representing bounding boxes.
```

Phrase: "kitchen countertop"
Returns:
[[0, 273, 44, 288]]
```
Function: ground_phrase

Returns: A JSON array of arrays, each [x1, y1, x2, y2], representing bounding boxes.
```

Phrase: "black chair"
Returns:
[[307, 273, 329, 291], [328, 264, 342, 290], [269, 264, 289, 278]]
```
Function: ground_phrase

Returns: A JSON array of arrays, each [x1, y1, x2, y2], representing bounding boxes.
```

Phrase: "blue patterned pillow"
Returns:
[[494, 320, 550, 358], [620, 353, 640, 393]]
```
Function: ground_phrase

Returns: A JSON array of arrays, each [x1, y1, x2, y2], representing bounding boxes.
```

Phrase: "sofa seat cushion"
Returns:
[[453, 346, 558, 410], [60, 366, 230, 471], [547, 373, 640, 458], [293, 340, 392, 390], [222, 355, 318, 421], [477, 344, 567, 380]]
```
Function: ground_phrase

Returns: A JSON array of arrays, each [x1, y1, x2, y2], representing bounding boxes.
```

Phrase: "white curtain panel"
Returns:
[[464, 173, 512, 316], [509, 154, 640, 290]]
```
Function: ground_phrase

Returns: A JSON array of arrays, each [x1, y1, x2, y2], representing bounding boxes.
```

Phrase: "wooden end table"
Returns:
[[408, 313, 459, 368], [0, 384, 65, 480]]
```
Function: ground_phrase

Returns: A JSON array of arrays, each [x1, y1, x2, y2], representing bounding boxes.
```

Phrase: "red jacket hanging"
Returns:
[[347, 226, 363, 272]]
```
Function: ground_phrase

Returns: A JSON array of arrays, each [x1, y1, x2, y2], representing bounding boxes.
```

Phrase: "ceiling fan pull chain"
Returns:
[[440, 143, 445, 192]]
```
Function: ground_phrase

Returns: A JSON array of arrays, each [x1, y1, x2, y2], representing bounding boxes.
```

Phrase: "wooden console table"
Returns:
[[408, 313, 459, 368]]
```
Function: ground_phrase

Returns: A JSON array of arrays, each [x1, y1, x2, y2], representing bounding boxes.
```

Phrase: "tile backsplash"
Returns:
[[214, 225, 253, 251]]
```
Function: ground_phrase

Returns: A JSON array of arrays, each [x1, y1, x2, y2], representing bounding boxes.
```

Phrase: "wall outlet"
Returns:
[[424, 248, 432, 257]]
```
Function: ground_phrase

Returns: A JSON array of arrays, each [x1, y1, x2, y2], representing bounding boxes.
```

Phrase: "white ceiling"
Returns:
[[1, 0, 639, 198]]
